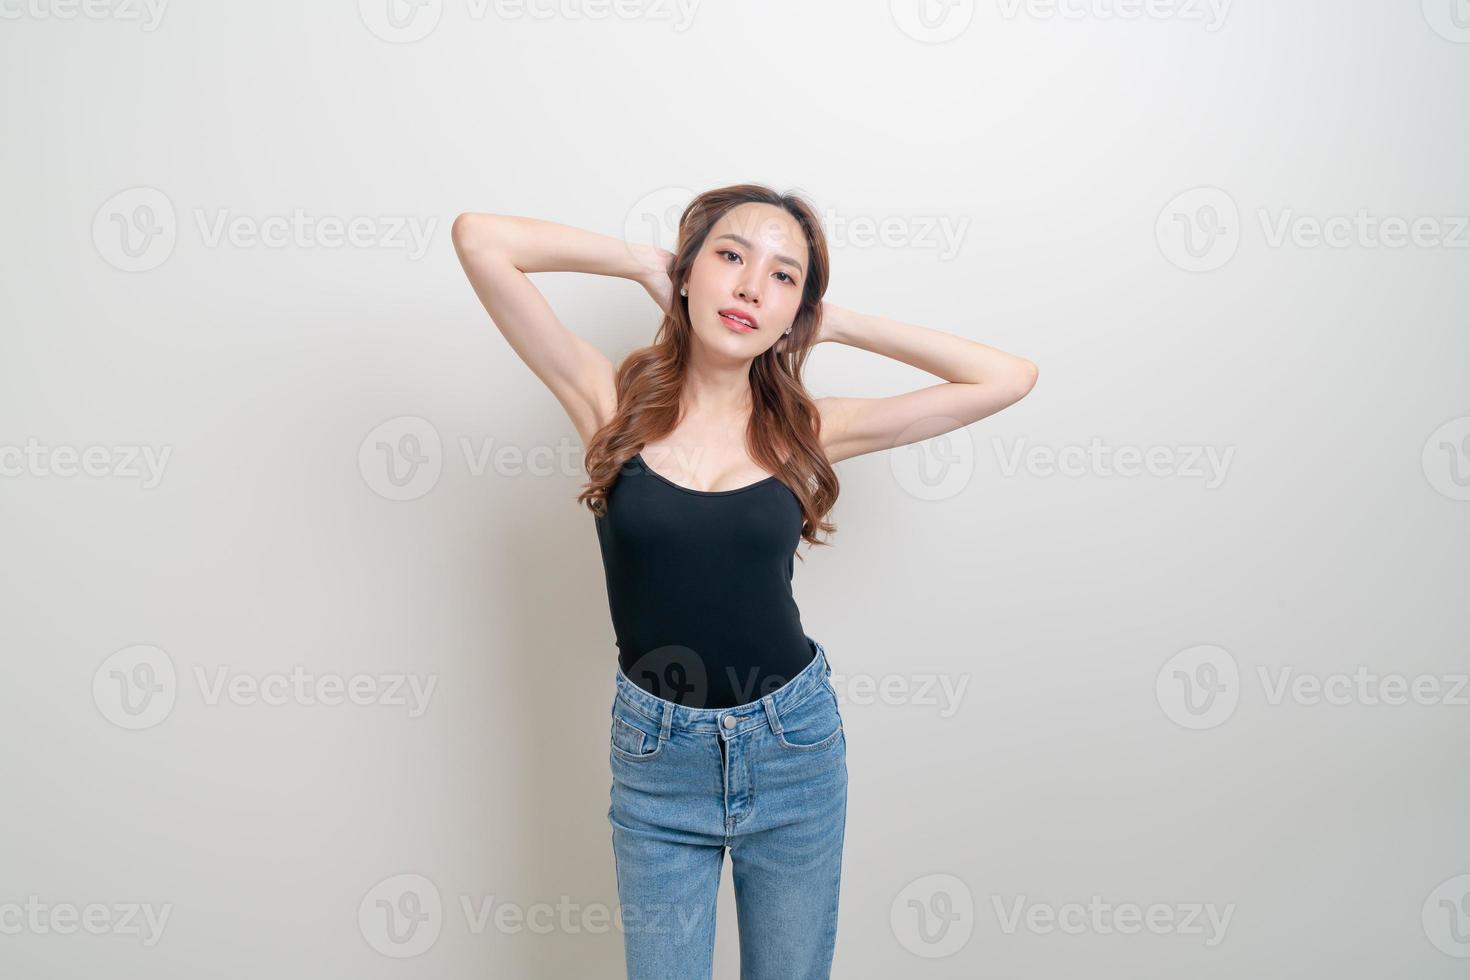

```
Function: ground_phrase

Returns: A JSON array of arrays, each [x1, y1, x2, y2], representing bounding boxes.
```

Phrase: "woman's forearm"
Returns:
[[822, 303, 1036, 388], [450, 212, 659, 282]]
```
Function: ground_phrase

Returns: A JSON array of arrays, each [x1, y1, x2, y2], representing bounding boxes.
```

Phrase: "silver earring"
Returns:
[[784, 328, 791, 335], [679, 286, 687, 297]]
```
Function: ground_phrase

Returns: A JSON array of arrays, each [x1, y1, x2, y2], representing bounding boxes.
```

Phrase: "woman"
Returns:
[[451, 184, 1037, 980]]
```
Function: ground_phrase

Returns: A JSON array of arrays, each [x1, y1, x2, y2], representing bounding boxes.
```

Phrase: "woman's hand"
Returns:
[[634, 246, 677, 314], [777, 300, 843, 352]]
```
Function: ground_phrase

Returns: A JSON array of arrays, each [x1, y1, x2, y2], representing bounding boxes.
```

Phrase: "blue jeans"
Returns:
[[607, 636, 848, 980]]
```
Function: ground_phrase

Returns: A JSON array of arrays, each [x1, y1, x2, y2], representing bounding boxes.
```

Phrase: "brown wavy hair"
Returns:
[[577, 183, 838, 551]]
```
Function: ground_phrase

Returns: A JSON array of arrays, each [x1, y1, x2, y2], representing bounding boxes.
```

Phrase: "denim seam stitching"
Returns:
[[610, 716, 664, 761], [616, 691, 665, 726], [772, 687, 844, 750], [775, 722, 845, 752]]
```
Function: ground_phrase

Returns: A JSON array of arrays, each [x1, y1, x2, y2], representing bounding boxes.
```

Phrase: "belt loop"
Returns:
[[660, 702, 674, 742], [760, 693, 783, 735]]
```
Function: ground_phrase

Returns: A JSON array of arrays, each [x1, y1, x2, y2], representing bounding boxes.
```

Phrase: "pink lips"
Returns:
[[718, 308, 758, 332]]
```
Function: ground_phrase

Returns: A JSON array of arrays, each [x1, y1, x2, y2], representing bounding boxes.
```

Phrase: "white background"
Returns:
[[3, 1, 1469, 977]]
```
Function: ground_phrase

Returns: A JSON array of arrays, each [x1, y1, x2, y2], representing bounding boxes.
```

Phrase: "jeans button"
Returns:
[[722, 715, 736, 729]]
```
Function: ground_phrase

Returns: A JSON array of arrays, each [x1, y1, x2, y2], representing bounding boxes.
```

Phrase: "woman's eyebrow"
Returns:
[[713, 233, 804, 274]]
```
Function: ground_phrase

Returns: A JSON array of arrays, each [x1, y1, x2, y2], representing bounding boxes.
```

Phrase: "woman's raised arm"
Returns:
[[450, 212, 671, 446], [813, 303, 1039, 465]]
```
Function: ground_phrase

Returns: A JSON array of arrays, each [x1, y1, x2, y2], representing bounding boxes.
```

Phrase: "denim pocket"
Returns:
[[774, 687, 844, 751], [610, 698, 664, 761]]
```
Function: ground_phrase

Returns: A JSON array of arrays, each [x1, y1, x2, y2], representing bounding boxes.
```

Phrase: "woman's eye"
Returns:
[[718, 249, 794, 285]]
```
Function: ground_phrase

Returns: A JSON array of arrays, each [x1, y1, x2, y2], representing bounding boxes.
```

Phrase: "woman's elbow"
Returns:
[[1011, 359, 1039, 399], [450, 211, 505, 254]]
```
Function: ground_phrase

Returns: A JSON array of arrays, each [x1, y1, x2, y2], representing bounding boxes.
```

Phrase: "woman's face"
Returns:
[[683, 202, 807, 357]]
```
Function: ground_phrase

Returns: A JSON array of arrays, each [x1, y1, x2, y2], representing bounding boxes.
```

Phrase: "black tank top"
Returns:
[[594, 451, 816, 709]]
